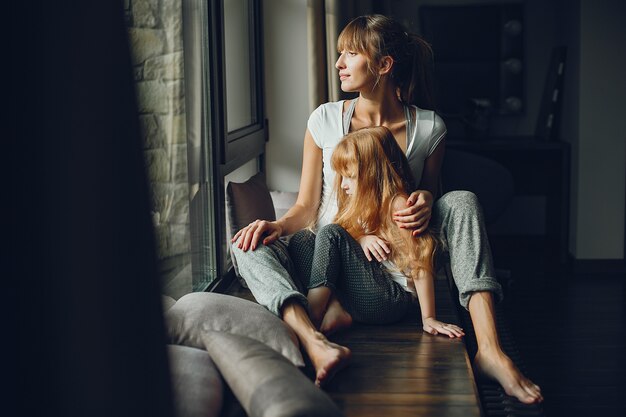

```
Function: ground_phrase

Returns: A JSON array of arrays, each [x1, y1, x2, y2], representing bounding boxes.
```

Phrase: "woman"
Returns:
[[292, 126, 465, 340], [232, 14, 542, 403]]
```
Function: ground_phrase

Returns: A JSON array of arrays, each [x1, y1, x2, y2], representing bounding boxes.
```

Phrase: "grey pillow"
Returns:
[[167, 344, 223, 417], [162, 295, 177, 312], [226, 172, 276, 237], [226, 172, 276, 281], [202, 331, 344, 417], [270, 190, 297, 220], [165, 292, 304, 367]]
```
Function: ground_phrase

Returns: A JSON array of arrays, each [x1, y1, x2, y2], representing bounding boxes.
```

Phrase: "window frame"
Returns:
[[206, 0, 267, 286]]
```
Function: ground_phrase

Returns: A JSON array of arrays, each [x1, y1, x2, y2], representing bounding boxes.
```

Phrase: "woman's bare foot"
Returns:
[[320, 298, 353, 336], [474, 349, 543, 404], [304, 331, 352, 387]]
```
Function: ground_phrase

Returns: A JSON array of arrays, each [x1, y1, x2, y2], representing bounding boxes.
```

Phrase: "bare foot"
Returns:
[[320, 300, 353, 336], [305, 332, 352, 387], [474, 350, 543, 404]]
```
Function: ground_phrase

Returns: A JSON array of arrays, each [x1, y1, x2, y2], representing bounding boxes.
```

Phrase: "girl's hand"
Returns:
[[422, 317, 465, 338], [393, 190, 433, 236], [231, 219, 283, 252], [358, 235, 390, 262]]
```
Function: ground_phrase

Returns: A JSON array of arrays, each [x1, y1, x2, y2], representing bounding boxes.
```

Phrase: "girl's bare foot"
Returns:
[[307, 287, 332, 329], [474, 349, 543, 404], [320, 299, 353, 336], [304, 331, 352, 387]]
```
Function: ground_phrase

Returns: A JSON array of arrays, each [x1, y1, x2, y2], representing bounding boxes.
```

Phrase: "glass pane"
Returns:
[[184, 0, 218, 292], [126, 0, 216, 298], [224, 0, 254, 132]]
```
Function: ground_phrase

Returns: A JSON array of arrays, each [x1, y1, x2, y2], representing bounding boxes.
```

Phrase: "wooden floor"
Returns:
[[503, 269, 626, 417], [227, 275, 483, 417], [325, 279, 481, 417]]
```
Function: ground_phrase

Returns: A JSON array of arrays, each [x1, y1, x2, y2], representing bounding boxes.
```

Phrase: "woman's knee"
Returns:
[[231, 239, 271, 263], [437, 190, 484, 219], [440, 190, 480, 209], [230, 240, 244, 259]]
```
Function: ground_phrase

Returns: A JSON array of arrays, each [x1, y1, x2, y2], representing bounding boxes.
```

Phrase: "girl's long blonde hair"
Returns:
[[331, 126, 437, 280]]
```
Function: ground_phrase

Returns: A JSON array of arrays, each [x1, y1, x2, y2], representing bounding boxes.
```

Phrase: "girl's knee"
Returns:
[[317, 223, 345, 239], [288, 229, 315, 253]]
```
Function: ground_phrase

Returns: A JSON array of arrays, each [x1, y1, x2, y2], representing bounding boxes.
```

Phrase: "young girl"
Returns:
[[298, 126, 464, 338]]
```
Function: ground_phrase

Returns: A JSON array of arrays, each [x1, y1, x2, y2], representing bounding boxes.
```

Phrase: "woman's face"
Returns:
[[335, 50, 374, 92]]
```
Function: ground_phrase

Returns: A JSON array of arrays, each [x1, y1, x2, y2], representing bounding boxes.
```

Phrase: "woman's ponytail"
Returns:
[[401, 34, 435, 110]]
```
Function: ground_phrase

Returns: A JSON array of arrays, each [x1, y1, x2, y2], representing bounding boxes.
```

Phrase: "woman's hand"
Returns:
[[358, 235, 390, 262], [231, 220, 283, 252], [393, 190, 433, 236], [422, 317, 465, 338]]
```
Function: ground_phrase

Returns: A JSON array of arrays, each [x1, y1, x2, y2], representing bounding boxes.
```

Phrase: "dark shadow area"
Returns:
[[12, 3, 174, 417]]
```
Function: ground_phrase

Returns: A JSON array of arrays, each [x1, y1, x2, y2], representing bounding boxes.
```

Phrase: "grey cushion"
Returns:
[[165, 292, 304, 367], [202, 331, 344, 417], [226, 172, 276, 238], [226, 172, 276, 282], [270, 190, 298, 220], [167, 344, 223, 417], [162, 295, 177, 312]]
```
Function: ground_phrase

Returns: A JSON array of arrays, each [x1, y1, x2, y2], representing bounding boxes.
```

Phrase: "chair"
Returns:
[[441, 148, 514, 226]]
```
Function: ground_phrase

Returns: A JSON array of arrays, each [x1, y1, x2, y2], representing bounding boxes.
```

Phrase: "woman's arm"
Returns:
[[390, 196, 435, 320], [393, 139, 446, 236], [277, 129, 323, 235], [419, 138, 446, 197], [233, 129, 323, 251]]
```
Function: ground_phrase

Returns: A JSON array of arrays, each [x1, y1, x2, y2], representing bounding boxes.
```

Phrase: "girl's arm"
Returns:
[[358, 235, 390, 262], [412, 271, 463, 338], [391, 195, 464, 338], [233, 129, 323, 251], [393, 139, 446, 236]]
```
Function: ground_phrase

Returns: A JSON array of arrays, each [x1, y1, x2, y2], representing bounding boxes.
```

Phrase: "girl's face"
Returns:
[[341, 174, 357, 196], [335, 50, 374, 92]]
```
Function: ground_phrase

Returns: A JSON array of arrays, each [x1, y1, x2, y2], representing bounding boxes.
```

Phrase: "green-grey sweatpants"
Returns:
[[231, 191, 503, 320]]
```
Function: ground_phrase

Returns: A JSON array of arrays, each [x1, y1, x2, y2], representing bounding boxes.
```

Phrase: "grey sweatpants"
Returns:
[[231, 191, 503, 317]]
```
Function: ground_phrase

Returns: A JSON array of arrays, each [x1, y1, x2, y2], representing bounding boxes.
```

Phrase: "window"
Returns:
[[126, 0, 266, 297], [208, 0, 267, 279], [221, 0, 266, 163]]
